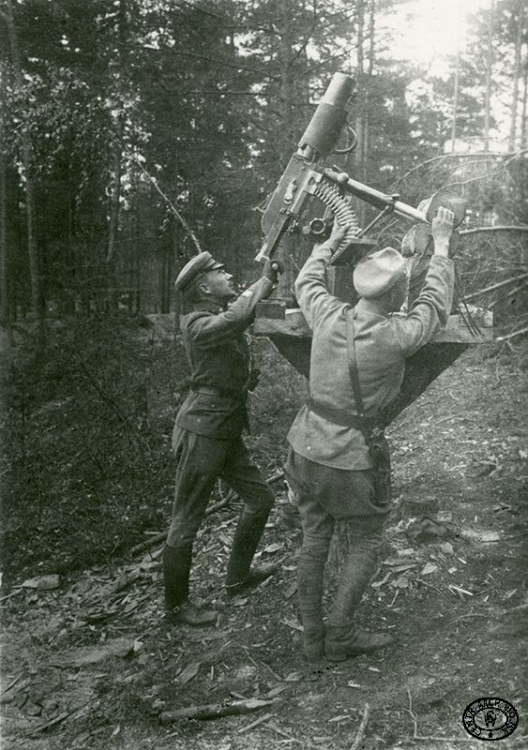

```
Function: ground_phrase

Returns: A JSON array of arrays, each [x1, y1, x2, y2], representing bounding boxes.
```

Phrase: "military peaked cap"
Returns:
[[353, 247, 407, 299], [174, 252, 224, 293]]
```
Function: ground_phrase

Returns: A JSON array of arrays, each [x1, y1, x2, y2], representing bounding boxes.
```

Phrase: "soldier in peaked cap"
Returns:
[[284, 208, 456, 663], [174, 251, 225, 295], [163, 250, 283, 626]]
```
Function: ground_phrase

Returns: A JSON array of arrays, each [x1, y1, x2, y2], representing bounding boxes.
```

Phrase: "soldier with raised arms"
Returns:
[[164, 252, 282, 626], [284, 208, 456, 662]]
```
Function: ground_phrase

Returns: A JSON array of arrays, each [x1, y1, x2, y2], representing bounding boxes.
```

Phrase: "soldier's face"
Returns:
[[202, 268, 237, 303]]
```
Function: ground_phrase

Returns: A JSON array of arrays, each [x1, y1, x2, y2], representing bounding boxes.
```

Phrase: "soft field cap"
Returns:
[[353, 247, 406, 299], [174, 252, 224, 293]]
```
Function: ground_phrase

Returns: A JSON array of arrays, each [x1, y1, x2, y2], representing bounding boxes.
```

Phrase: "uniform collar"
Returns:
[[192, 299, 227, 313], [355, 297, 391, 318]]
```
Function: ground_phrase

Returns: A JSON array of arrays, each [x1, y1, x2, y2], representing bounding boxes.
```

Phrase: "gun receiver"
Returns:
[[256, 72, 466, 266]]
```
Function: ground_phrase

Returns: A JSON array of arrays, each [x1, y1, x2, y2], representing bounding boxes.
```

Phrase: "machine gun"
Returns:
[[256, 72, 467, 270], [253, 71, 492, 413]]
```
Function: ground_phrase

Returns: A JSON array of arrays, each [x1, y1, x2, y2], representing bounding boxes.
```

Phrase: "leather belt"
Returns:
[[192, 386, 243, 400], [306, 397, 376, 432]]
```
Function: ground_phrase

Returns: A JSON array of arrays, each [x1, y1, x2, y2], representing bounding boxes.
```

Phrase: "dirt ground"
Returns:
[[1, 345, 527, 749]]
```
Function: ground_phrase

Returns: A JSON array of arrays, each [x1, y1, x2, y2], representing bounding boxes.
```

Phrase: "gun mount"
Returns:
[[254, 72, 494, 426]]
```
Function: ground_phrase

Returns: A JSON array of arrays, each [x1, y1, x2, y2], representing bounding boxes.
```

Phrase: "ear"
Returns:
[[197, 280, 211, 297]]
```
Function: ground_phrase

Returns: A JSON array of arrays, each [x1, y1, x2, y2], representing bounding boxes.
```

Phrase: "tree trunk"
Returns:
[[268, 0, 309, 303], [106, 114, 124, 313], [521, 56, 528, 149], [0, 64, 10, 335], [352, 0, 367, 224], [133, 166, 141, 315], [484, 0, 495, 151], [0, 140, 12, 348], [362, 0, 375, 186], [106, 122, 123, 267], [508, 0, 523, 151], [4, 0, 45, 350], [278, 2, 296, 165], [450, 21, 461, 152], [105, 0, 129, 313]]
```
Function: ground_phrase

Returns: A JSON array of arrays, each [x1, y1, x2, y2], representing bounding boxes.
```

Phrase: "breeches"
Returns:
[[286, 449, 387, 627], [167, 429, 274, 549], [295, 472, 386, 551], [284, 447, 390, 521]]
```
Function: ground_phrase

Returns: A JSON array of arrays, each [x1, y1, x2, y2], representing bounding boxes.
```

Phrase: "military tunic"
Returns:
[[288, 240, 454, 469], [167, 277, 275, 549], [285, 239, 454, 518]]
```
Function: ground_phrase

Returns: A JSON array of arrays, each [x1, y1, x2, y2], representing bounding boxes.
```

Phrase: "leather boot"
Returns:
[[325, 625, 392, 662], [225, 508, 276, 596], [303, 626, 326, 662], [167, 600, 218, 627], [163, 544, 217, 626], [298, 535, 330, 662], [281, 502, 301, 530]]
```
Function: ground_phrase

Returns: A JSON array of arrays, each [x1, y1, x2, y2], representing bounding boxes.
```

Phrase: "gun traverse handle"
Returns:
[[323, 168, 428, 224], [323, 169, 467, 228]]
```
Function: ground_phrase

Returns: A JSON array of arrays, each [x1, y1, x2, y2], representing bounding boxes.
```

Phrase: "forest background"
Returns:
[[1, 0, 527, 576]]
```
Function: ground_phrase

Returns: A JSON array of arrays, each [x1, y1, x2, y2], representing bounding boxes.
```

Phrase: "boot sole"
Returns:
[[225, 571, 275, 597], [326, 651, 379, 662], [303, 647, 325, 662], [165, 612, 217, 627], [325, 643, 391, 661]]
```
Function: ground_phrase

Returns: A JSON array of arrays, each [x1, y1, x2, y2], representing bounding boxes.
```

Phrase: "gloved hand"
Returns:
[[262, 258, 285, 284]]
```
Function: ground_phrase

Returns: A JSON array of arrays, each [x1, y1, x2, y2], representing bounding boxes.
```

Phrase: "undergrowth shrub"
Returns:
[[2, 316, 185, 579], [1, 317, 305, 581]]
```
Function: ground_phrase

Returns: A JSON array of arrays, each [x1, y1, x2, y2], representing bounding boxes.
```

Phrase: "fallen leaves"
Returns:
[[284, 580, 298, 600], [239, 711, 273, 733], [20, 575, 60, 591], [266, 685, 289, 698], [59, 638, 142, 667], [281, 618, 303, 632], [371, 572, 391, 589], [406, 517, 450, 543], [177, 661, 202, 685], [160, 698, 274, 723], [371, 514, 500, 605], [263, 542, 283, 554], [462, 528, 502, 542], [448, 584, 474, 600], [420, 562, 438, 576], [391, 575, 410, 589], [2, 340, 525, 750], [0, 676, 30, 706], [283, 672, 302, 683], [31, 710, 75, 735]]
